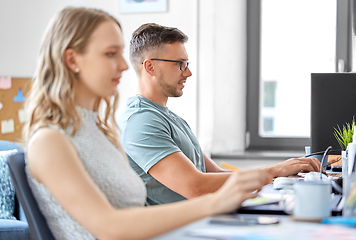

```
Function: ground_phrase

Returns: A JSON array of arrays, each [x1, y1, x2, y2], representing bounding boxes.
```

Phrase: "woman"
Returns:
[[23, 7, 272, 240]]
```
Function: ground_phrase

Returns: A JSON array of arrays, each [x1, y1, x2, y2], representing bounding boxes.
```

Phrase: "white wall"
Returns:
[[116, 0, 199, 134], [0, 0, 246, 154], [0, 0, 120, 77], [198, 0, 246, 154]]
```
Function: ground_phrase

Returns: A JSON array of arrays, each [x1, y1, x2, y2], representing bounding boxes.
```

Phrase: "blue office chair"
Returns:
[[7, 152, 55, 240]]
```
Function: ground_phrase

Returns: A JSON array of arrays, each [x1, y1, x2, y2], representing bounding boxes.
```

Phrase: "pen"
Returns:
[[220, 161, 272, 185], [220, 161, 240, 171]]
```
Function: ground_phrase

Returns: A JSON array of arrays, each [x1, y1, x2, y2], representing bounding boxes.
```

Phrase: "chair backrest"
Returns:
[[0, 140, 23, 152], [0, 140, 25, 220], [7, 152, 55, 240]]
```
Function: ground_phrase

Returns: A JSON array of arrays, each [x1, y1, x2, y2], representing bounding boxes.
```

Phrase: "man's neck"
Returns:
[[137, 81, 168, 107], [136, 91, 168, 107]]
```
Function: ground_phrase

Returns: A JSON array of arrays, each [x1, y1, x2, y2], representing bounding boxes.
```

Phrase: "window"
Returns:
[[247, 0, 350, 150], [262, 81, 276, 134]]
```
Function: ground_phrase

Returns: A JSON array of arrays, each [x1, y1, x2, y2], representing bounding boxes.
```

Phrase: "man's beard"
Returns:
[[158, 75, 185, 97]]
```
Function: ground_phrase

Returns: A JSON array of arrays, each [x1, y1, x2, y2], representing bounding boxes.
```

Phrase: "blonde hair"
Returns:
[[23, 7, 123, 150]]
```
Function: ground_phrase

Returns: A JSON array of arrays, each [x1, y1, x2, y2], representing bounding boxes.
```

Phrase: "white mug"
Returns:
[[293, 181, 331, 220]]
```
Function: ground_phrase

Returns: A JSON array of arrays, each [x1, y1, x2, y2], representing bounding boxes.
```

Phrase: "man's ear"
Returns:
[[142, 59, 155, 76], [64, 48, 79, 73]]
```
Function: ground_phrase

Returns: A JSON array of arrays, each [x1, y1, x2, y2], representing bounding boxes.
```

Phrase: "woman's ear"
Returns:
[[142, 59, 155, 76], [64, 48, 79, 73]]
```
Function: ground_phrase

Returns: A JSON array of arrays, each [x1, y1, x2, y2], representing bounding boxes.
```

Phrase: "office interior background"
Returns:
[[0, 0, 353, 168]]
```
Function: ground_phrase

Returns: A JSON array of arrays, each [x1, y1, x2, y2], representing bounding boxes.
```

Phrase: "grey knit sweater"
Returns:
[[26, 106, 147, 240]]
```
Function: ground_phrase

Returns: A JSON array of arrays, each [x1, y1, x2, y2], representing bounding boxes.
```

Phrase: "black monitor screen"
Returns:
[[311, 73, 356, 155]]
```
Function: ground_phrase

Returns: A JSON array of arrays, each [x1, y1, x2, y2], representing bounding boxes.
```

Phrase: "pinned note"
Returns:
[[1, 119, 15, 134], [13, 88, 25, 102], [0, 102, 2, 110], [18, 109, 27, 123], [0, 77, 11, 89]]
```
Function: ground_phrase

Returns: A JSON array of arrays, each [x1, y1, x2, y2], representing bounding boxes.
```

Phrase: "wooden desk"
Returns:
[[327, 155, 342, 177]]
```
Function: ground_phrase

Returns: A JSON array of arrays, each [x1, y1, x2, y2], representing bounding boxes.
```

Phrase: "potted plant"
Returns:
[[334, 117, 355, 176], [334, 117, 356, 151]]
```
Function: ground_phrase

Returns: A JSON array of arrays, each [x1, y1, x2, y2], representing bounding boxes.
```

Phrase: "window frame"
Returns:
[[246, 0, 351, 151]]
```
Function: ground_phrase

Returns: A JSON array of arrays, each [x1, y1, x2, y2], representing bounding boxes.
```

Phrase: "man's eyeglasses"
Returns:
[[142, 59, 190, 71]]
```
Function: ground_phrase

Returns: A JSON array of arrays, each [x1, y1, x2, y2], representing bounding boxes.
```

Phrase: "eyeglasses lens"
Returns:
[[180, 61, 189, 71]]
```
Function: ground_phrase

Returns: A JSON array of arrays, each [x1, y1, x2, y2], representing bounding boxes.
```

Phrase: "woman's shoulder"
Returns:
[[28, 127, 67, 150], [26, 127, 77, 180]]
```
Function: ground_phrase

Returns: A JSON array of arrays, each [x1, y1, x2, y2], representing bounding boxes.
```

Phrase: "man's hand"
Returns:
[[265, 157, 322, 178]]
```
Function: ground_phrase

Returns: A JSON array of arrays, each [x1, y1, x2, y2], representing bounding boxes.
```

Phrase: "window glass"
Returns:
[[260, 0, 336, 137]]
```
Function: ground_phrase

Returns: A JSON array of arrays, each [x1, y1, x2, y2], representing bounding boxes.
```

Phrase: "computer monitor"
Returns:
[[311, 73, 356, 156]]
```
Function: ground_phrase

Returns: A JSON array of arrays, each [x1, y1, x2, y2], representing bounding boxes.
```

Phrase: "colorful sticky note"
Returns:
[[0, 77, 11, 89], [18, 109, 27, 123], [13, 88, 25, 102], [0, 102, 2, 110], [1, 119, 15, 134]]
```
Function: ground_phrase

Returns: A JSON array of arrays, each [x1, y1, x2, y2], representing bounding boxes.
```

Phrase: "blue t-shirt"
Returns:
[[119, 96, 206, 205]]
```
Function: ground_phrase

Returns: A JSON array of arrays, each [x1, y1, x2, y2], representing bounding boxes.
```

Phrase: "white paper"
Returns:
[[18, 109, 27, 123], [1, 119, 15, 134]]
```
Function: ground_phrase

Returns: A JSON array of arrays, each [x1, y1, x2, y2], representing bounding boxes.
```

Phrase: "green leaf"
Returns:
[[333, 116, 356, 150]]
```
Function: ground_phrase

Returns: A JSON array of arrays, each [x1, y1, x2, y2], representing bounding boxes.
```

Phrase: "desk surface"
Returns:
[[151, 214, 356, 239], [151, 173, 353, 240], [151, 218, 209, 240]]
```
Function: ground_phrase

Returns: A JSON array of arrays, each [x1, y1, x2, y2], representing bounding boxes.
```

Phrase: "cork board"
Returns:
[[0, 77, 31, 142]]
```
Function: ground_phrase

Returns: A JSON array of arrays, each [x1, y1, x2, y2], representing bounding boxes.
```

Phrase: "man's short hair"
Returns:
[[130, 23, 188, 74]]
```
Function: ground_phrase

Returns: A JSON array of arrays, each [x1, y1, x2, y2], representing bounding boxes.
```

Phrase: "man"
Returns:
[[119, 23, 321, 205]]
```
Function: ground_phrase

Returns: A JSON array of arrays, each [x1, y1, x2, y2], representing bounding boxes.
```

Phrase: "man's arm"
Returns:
[[148, 152, 321, 199], [204, 153, 322, 177], [263, 157, 322, 177], [203, 153, 321, 176], [203, 153, 231, 173], [148, 152, 231, 199]]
